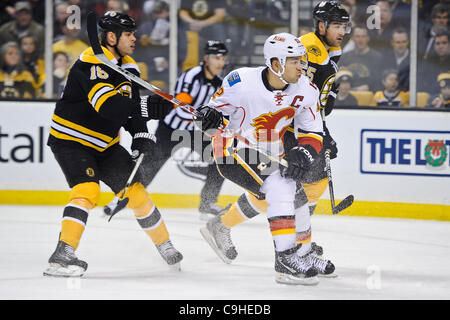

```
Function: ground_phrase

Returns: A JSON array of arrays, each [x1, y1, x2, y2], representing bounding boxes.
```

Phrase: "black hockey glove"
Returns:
[[281, 145, 317, 180], [138, 95, 174, 120], [324, 82, 339, 116], [195, 105, 223, 131], [323, 125, 338, 159], [130, 132, 157, 161]]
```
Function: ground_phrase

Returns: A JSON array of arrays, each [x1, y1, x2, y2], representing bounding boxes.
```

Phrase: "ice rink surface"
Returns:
[[0, 205, 449, 300]]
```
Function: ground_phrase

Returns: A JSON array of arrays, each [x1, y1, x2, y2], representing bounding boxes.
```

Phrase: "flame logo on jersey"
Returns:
[[251, 108, 296, 142]]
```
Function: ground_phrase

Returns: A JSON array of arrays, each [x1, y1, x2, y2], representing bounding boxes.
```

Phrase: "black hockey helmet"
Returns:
[[99, 11, 137, 47], [313, 1, 350, 33], [204, 40, 228, 56]]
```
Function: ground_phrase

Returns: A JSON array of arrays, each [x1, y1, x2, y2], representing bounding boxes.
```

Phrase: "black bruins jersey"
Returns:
[[0, 69, 36, 99], [300, 31, 341, 113], [48, 46, 144, 152]]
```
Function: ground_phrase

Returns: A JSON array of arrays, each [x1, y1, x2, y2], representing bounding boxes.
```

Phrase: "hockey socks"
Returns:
[[221, 193, 266, 228], [60, 199, 92, 249]]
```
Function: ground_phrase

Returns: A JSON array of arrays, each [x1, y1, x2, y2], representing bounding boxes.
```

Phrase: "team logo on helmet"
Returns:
[[251, 108, 296, 142]]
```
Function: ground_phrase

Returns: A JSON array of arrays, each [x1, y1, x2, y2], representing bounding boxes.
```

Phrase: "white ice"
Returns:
[[0, 205, 449, 300]]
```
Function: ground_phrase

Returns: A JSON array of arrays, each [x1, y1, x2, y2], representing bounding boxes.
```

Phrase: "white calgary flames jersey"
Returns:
[[208, 67, 324, 157]]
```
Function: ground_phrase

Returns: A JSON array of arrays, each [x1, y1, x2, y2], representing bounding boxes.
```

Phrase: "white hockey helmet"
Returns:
[[264, 32, 307, 84]]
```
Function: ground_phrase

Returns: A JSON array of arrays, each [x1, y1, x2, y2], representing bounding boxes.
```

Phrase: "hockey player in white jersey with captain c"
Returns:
[[197, 33, 335, 285]]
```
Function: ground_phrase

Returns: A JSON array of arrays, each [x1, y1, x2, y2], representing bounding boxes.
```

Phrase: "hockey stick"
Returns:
[[321, 110, 354, 214], [86, 12, 288, 168], [108, 153, 145, 221]]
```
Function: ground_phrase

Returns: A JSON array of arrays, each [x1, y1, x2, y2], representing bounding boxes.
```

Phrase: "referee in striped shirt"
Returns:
[[104, 41, 229, 217]]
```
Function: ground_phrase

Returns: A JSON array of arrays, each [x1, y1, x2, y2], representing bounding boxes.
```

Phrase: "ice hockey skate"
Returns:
[[308, 250, 337, 278], [311, 241, 324, 257], [198, 202, 231, 221], [155, 239, 183, 271], [43, 241, 88, 277], [200, 215, 237, 264], [275, 246, 319, 285], [103, 196, 119, 216]]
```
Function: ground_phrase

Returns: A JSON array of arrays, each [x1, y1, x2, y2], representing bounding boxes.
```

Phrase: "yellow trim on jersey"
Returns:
[[80, 46, 116, 64], [87, 83, 118, 111], [232, 152, 264, 186], [300, 32, 341, 66], [297, 132, 323, 142], [94, 90, 118, 112], [52, 114, 114, 143], [49, 128, 119, 152]]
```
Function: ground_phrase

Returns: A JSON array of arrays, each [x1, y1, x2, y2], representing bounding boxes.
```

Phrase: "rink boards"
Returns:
[[0, 101, 449, 220]]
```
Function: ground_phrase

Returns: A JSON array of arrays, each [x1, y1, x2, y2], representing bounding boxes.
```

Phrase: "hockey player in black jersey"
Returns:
[[44, 11, 187, 277]]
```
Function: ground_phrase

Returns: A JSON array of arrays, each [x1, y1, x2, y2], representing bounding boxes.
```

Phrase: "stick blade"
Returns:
[[87, 12, 103, 55], [108, 197, 129, 222], [333, 195, 354, 215]]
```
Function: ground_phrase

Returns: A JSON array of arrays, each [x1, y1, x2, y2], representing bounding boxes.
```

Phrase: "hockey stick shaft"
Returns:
[[108, 153, 145, 222], [321, 110, 354, 214], [86, 12, 288, 168]]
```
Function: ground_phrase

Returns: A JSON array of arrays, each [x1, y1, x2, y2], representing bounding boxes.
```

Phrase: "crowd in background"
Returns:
[[0, 0, 448, 108]]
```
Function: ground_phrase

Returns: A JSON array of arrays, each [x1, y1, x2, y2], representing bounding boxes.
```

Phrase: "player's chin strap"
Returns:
[[268, 59, 288, 85]]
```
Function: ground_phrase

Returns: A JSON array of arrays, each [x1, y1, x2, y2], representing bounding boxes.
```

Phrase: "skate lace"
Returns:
[[215, 223, 234, 250], [157, 240, 178, 257], [286, 253, 310, 273], [63, 244, 77, 259], [309, 253, 328, 272]]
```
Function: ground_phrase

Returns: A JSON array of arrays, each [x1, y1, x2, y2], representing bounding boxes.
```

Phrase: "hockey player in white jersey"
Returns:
[[197, 33, 334, 285]]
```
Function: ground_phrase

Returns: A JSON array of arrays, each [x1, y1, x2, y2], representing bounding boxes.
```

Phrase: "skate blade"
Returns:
[[43, 263, 85, 278], [275, 272, 319, 286], [168, 262, 181, 271], [200, 227, 232, 264], [318, 272, 338, 278]]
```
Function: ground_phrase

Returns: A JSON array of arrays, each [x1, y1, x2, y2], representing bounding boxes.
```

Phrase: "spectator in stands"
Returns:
[[429, 72, 450, 108], [340, 25, 382, 92], [419, 3, 449, 59], [367, 1, 397, 52], [0, 41, 36, 99], [386, 27, 410, 91], [54, 1, 72, 41], [52, 51, 70, 98], [0, 1, 45, 57], [335, 70, 358, 107], [419, 30, 450, 94], [105, 0, 128, 13], [134, 0, 187, 89], [179, 0, 226, 45], [52, 18, 88, 68], [371, 69, 409, 107], [19, 34, 44, 89]]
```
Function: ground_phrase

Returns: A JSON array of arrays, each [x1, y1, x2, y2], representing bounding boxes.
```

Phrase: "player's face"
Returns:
[[325, 22, 347, 47], [117, 31, 136, 56], [282, 56, 304, 83], [205, 54, 227, 76]]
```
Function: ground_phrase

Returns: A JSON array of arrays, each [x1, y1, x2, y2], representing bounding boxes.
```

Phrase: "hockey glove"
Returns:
[[130, 132, 157, 161], [138, 95, 174, 120], [323, 125, 338, 159], [324, 82, 339, 116], [281, 145, 317, 180], [195, 105, 223, 131]]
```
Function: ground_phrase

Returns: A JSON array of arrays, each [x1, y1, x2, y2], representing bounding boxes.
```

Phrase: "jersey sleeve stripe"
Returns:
[[297, 136, 323, 154], [93, 90, 119, 112], [88, 83, 114, 104]]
